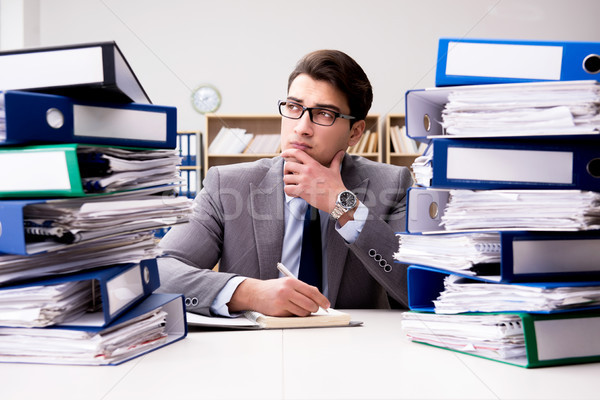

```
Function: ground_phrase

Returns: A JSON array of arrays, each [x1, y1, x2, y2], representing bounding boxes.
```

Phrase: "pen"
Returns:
[[276, 262, 329, 314]]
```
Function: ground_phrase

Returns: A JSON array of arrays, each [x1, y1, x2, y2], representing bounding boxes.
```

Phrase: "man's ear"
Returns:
[[348, 120, 366, 147]]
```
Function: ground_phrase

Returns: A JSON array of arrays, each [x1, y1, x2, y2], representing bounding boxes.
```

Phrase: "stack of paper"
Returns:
[[433, 274, 600, 314], [441, 189, 600, 231], [77, 146, 182, 192], [0, 297, 171, 365], [394, 232, 500, 274], [441, 80, 600, 136], [401, 312, 526, 360], [0, 232, 159, 285]]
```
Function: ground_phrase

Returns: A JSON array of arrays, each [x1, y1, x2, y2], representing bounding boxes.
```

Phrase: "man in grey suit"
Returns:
[[158, 49, 413, 317]]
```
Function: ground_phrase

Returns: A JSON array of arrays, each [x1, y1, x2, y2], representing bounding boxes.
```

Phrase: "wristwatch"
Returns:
[[331, 190, 358, 220]]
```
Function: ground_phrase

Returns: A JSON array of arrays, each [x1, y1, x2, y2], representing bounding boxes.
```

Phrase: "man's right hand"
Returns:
[[226, 277, 330, 317]]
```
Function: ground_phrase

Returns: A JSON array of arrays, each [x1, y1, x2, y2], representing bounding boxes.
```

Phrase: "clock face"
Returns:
[[191, 85, 221, 114]]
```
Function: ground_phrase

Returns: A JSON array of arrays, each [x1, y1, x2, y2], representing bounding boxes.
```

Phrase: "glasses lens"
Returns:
[[280, 101, 303, 119], [310, 108, 336, 126]]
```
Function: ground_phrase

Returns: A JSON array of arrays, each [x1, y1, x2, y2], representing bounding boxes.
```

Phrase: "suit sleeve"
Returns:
[[157, 167, 239, 315], [346, 165, 413, 307]]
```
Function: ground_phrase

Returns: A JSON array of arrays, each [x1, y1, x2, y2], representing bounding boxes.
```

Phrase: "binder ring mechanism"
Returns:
[[143, 266, 151, 284], [429, 201, 439, 219], [587, 158, 600, 179], [583, 54, 600, 74], [423, 114, 431, 132], [46, 108, 65, 129]]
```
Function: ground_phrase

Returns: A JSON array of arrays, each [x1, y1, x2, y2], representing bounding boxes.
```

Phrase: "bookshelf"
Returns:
[[177, 130, 203, 198], [384, 114, 422, 167], [204, 114, 382, 177]]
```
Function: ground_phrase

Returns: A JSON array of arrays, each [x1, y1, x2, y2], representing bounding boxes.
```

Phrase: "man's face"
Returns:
[[280, 74, 364, 166]]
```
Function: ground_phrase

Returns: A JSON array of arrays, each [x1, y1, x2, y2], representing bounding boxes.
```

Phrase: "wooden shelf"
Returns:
[[204, 114, 382, 177], [384, 113, 421, 167]]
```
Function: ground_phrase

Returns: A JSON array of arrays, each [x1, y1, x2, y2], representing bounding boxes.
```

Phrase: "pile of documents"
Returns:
[[0, 41, 189, 365], [433, 274, 600, 314], [401, 312, 526, 360], [441, 80, 600, 136], [394, 232, 501, 274], [397, 37, 600, 368], [441, 189, 600, 231]]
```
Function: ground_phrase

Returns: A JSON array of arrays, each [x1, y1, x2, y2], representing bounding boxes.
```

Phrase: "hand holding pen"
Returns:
[[277, 262, 329, 314]]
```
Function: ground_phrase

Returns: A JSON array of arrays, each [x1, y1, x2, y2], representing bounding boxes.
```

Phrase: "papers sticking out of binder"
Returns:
[[0, 144, 183, 198], [394, 232, 501, 275], [405, 80, 600, 142], [0, 293, 187, 366], [401, 310, 600, 368], [0, 232, 159, 286], [0, 186, 193, 256]]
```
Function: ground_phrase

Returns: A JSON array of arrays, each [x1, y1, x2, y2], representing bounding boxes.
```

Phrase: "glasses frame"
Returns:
[[278, 100, 355, 126]]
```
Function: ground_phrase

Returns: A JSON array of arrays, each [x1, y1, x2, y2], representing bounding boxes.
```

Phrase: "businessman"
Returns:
[[158, 49, 413, 317]]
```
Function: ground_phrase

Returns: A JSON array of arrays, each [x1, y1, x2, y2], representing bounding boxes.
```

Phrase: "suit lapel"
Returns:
[[326, 155, 369, 305], [250, 157, 286, 280]]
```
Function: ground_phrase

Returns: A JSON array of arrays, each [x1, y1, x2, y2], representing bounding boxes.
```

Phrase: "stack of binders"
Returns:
[[396, 38, 600, 368], [0, 42, 190, 365]]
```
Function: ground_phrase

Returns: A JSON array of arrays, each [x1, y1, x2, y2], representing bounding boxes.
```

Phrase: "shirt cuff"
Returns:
[[335, 201, 368, 244], [209, 276, 247, 317]]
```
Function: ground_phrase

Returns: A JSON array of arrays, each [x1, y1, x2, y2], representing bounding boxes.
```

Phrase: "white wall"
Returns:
[[13, 0, 600, 130]]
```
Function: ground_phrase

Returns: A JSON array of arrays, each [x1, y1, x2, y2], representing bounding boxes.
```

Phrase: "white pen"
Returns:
[[276, 262, 329, 314]]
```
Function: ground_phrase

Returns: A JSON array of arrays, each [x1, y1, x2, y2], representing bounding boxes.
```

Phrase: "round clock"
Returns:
[[191, 84, 221, 114]]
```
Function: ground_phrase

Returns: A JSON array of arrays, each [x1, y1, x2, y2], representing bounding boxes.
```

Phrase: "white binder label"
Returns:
[[0, 47, 104, 89], [446, 147, 573, 184], [106, 264, 144, 317], [535, 317, 600, 361], [0, 151, 71, 191], [513, 239, 600, 274], [445, 42, 563, 80], [73, 105, 167, 142]]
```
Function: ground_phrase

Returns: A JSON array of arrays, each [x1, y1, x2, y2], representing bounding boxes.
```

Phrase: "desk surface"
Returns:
[[1, 309, 599, 400]]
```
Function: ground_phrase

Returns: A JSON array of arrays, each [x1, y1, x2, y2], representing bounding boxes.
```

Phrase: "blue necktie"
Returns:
[[298, 205, 322, 291]]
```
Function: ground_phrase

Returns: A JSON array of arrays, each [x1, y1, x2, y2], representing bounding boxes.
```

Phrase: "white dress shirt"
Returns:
[[210, 191, 368, 316]]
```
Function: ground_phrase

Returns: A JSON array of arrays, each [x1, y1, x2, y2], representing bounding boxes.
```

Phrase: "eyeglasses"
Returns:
[[278, 100, 355, 127]]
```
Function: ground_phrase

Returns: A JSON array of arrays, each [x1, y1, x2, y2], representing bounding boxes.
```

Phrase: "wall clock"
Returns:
[[191, 84, 221, 114]]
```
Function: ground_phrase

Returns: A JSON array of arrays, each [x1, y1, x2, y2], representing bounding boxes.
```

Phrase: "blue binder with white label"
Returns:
[[428, 137, 600, 190], [1, 90, 176, 148], [436, 38, 600, 87], [0, 259, 159, 328]]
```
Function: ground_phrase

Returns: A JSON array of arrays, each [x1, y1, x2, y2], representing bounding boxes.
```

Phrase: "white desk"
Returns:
[[1, 309, 599, 399]]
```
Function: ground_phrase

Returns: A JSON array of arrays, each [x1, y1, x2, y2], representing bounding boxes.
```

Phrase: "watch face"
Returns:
[[191, 85, 221, 114], [339, 191, 357, 209]]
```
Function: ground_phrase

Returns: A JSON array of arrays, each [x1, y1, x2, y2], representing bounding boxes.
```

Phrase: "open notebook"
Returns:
[[186, 308, 360, 330]]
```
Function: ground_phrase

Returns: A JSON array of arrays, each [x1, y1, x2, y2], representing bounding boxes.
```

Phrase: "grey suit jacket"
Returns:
[[158, 154, 413, 315]]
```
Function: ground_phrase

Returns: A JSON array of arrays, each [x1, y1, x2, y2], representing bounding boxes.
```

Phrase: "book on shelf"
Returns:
[[243, 133, 281, 154], [208, 127, 254, 155], [0, 293, 187, 366], [186, 308, 359, 330], [0, 41, 151, 104]]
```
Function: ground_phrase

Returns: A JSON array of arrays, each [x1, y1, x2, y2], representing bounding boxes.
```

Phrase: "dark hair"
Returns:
[[287, 49, 373, 123]]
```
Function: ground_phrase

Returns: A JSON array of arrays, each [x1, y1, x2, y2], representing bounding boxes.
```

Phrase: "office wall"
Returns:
[[26, 0, 600, 129]]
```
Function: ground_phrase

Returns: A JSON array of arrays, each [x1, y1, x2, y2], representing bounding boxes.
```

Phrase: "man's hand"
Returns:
[[281, 148, 346, 213], [227, 277, 330, 317]]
